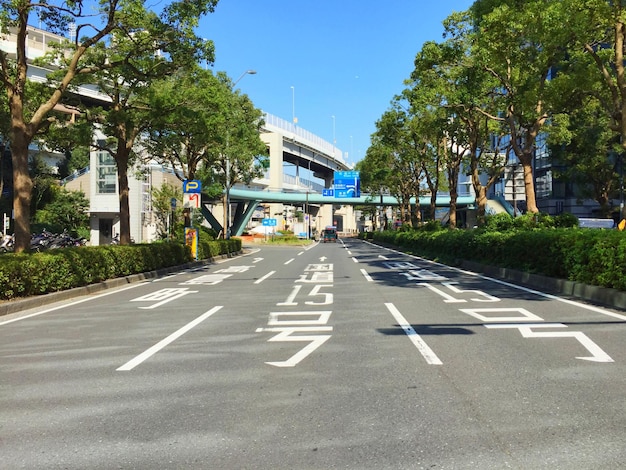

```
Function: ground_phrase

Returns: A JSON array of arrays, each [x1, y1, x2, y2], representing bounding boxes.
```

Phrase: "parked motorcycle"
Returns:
[[0, 229, 87, 254], [0, 234, 14, 253]]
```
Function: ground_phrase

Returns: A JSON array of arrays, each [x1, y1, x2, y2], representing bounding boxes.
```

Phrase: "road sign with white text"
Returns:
[[333, 171, 360, 198]]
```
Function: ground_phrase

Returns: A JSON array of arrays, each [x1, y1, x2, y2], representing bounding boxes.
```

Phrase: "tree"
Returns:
[[549, 96, 620, 217], [408, 39, 473, 229], [370, 107, 421, 226], [563, 0, 626, 218], [205, 77, 267, 238], [150, 182, 183, 239], [0, 0, 218, 252], [146, 68, 267, 236], [78, 5, 216, 244], [470, 0, 574, 214], [34, 187, 89, 235], [440, 11, 508, 226]]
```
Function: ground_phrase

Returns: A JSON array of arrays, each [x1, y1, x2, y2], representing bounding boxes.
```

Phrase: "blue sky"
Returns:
[[199, 0, 475, 167]]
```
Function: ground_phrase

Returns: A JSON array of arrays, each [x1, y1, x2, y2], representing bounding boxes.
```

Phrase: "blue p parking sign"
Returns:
[[183, 180, 202, 193]]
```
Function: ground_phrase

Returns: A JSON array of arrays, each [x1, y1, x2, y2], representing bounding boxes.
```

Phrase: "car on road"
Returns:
[[322, 227, 338, 243]]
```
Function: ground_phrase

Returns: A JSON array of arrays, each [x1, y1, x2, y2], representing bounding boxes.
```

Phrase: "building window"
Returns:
[[96, 151, 116, 194]]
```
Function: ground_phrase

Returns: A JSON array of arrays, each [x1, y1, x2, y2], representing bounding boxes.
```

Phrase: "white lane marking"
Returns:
[[319, 256, 327, 261], [254, 271, 276, 284], [486, 323, 614, 363], [298, 251, 304, 256], [347, 250, 352, 255], [253, 257, 264, 263], [117, 306, 223, 371], [363, 240, 626, 321], [360, 269, 373, 282], [378, 255, 389, 260], [352, 257, 359, 263], [0, 283, 149, 326], [385, 303, 443, 365], [284, 258, 295, 265]]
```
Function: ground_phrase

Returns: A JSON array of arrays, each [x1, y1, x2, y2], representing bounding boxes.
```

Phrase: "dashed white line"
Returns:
[[285, 258, 295, 265], [117, 306, 223, 371], [255, 271, 276, 284], [385, 302, 443, 365], [360, 269, 373, 282]]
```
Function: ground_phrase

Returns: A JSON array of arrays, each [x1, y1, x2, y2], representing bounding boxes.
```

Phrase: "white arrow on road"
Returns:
[[319, 256, 327, 261]]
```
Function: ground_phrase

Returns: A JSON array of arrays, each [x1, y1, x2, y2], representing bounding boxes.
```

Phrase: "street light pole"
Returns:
[[291, 85, 296, 125], [225, 69, 256, 239], [233, 69, 256, 87]]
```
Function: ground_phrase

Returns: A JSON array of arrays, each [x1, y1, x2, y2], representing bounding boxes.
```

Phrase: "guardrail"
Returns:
[[263, 112, 345, 164]]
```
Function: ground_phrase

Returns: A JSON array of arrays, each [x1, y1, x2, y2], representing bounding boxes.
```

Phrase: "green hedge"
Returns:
[[366, 228, 626, 291], [0, 238, 241, 300]]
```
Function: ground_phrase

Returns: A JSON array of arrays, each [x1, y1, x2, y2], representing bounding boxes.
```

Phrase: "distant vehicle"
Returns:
[[322, 226, 338, 243]]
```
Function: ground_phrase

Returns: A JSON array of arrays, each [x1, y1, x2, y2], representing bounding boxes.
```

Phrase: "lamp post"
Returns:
[[233, 69, 256, 86], [291, 85, 297, 125], [225, 69, 256, 239]]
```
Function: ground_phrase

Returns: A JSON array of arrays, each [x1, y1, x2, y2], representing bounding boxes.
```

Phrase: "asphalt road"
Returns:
[[1, 239, 625, 469]]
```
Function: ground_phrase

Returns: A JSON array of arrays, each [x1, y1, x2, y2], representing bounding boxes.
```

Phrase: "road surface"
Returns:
[[1, 239, 625, 469]]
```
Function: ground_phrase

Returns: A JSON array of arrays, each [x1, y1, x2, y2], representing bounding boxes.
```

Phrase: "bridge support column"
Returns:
[[261, 132, 285, 231]]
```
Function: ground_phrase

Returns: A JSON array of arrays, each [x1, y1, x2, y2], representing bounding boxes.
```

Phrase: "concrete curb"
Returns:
[[369, 240, 626, 311], [460, 260, 626, 311], [0, 251, 242, 317]]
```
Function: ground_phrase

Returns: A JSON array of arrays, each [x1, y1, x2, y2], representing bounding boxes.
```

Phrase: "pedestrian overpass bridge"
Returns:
[[204, 186, 476, 237]]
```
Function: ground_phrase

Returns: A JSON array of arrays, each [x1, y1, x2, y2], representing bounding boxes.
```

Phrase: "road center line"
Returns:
[[116, 305, 223, 371], [285, 258, 294, 265], [385, 302, 443, 365], [255, 271, 276, 284]]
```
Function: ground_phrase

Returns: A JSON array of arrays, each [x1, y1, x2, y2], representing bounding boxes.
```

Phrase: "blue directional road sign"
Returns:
[[322, 189, 334, 197], [333, 171, 360, 198], [262, 218, 277, 227]]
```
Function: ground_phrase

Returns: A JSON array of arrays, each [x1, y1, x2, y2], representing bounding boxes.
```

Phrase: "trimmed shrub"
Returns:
[[0, 238, 241, 300], [369, 225, 626, 291]]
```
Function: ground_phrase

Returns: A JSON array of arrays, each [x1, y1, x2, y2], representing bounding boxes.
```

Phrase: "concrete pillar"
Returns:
[[261, 132, 283, 192], [261, 132, 285, 228]]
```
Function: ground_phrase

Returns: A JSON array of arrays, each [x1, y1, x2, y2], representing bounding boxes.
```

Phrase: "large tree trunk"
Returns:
[[10, 128, 33, 253], [474, 185, 488, 227], [448, 162, 460, 229], [519, 151, 538, 213], [222, 193, 228, 239], [449, 188, 458, 229], [116, 145, 132, 245], [412, 201, 421, 226]]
